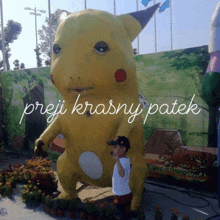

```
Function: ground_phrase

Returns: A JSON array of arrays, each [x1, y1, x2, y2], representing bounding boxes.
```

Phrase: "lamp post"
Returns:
[[24, 7, 46, 49], [85, 0, 87, 9], [48, 0, 52, 62], [0, 0, 6, 71], [136, 0, 139, 55]]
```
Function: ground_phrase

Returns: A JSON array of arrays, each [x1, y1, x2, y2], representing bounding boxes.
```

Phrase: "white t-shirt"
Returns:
[[112, 156, 131, 196]]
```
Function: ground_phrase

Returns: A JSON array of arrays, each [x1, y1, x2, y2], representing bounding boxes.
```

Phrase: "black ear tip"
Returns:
[[129, 3, 161, 29]]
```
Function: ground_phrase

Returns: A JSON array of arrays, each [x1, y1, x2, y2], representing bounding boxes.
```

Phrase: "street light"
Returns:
[[24, 7, 46, 49], [85, 0, 87, 9], [0, 0, 6, 71]]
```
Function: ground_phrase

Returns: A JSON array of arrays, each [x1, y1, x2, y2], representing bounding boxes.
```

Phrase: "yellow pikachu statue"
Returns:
[[34, 4, 159, 210]]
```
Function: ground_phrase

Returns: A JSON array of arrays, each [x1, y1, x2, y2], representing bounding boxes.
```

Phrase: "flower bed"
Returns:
[[147, 163, 217, 192], [0, 158, 118, 219], [41, 196, 117, 219], [0, 157, 57, 203]]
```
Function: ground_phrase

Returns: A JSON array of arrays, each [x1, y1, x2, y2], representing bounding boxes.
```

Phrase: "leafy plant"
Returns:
[[158, 144, 175, 168], [69, 199, 78, 211], [181, 214, 190, 220], [99, 203, 106, 218], [85, 200, 98, 216], [170, 208, 178, 220], [45, 195, 53, 209], [21, 183, 42, 205], [3, 182, 12, 197], [155, 205, 163, 220], [56, 198, 68, 210], [51, 199, 58, 210], [42, 193, 46, 204], [134, 206, 145, 220], [105, 205, 116, 219], [19, 158, 58, 194], [97, 202, 116, 219]]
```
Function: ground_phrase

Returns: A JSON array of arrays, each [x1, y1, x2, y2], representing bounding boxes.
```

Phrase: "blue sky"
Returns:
[[3, 0, 220, 69]]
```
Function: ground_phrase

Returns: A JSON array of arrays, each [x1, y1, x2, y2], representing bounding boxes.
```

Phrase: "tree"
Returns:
[[34, 47, 42, 68], [162, 46, 218, 148], [0, 20, 22, 71], [0, 61, 3, 71], [133, 48, 138, 56], [13, 59, 25, 70], [13, 59, 20, 70], [163, 46, 209, 95], [38, 9, 70, 65], [20, 63, 25, 69]]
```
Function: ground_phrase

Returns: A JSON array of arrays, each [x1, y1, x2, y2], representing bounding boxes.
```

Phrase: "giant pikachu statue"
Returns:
[[34, 4, 160, 210]]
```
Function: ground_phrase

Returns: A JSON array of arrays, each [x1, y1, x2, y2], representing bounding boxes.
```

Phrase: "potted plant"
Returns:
[[42, 193, 47, 211], [45, 195, 53, 214], [51, 199, 58, 216], [133, 206, 145, 220], [181, 214, 190, 220], [79, 205, 87, 219], [57, 198, 67, 217], [97, 203, 106, 220], [4, 182, 12, 198], [155, 205, 163, 220], [105, 205, 116, 220], [10, 176, 16, 188], [85, 201, 97, 220], [0, 182, 4, 196], [69, 199, 78, 218], [34, 189, 42, 206], [170, 208, 178, 220], [20, 189, 37, 207]]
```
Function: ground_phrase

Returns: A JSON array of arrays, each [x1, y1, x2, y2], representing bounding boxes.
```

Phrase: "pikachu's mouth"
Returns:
[[69, 87, 93, 93]]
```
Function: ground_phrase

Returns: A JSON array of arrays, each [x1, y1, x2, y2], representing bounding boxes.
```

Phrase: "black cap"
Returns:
[[107, 136, 131, 151]]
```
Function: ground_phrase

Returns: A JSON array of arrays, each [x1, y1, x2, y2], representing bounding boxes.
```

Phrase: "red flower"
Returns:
[[110, 202, 114, 206], [6, 182, 11, 187], [173, 209, 178, 215], [100, 203, 105, 208], [155, 205, 161, 211]]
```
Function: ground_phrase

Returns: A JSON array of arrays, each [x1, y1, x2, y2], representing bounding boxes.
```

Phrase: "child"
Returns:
[[107, 136, 133, 220]]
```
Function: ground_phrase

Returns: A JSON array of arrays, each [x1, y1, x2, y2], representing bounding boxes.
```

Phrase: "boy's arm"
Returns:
[[116, 159, 125, 177]]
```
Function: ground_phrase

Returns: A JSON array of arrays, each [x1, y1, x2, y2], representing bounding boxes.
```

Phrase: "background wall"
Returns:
[[0, 45, 209, 150]]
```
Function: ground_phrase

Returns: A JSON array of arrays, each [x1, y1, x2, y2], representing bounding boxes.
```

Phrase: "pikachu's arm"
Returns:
[[35, 115, 61, 152]]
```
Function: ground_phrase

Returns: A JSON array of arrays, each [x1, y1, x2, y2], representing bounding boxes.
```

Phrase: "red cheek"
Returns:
[[115, 69, 126, 82], [50, 74, 55, 85]]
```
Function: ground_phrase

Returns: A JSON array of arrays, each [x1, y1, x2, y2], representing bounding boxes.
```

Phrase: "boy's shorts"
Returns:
[[114, 192, 133, 204], [114, 192, 133, 220]]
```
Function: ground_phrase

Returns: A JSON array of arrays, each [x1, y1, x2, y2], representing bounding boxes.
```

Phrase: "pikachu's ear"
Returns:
[[117, 3, 160, 42]]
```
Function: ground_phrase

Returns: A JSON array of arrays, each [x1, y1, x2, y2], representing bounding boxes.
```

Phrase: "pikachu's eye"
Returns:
[[53, 44, 61, 55], [94, 41, 109, 55]]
